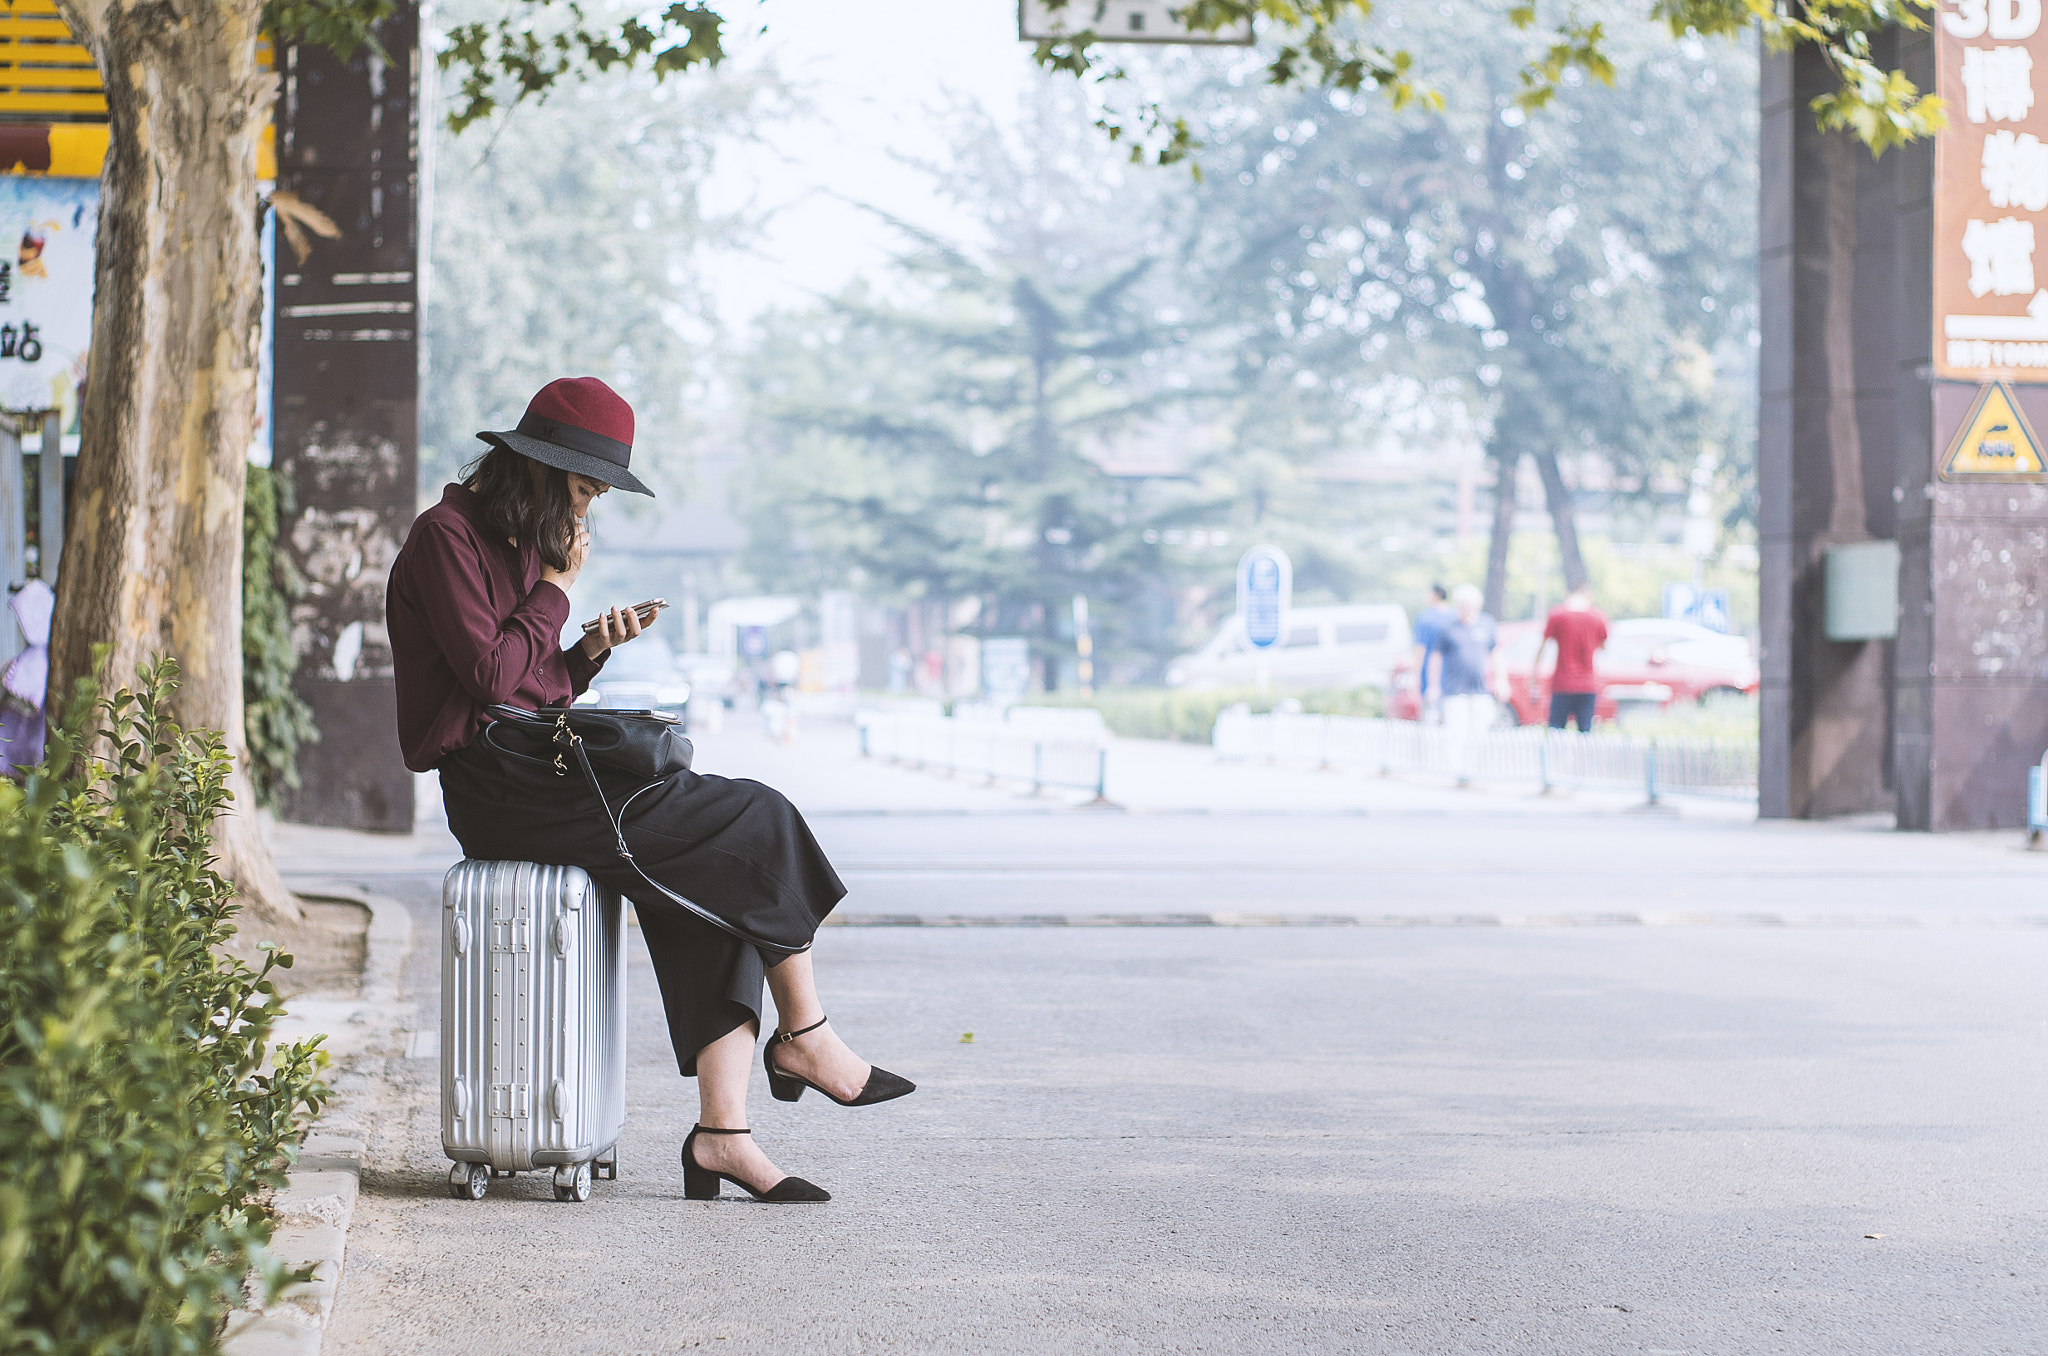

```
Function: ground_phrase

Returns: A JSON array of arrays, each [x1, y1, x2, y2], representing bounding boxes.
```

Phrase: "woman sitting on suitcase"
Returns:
[[386, 376, 912, 1204]]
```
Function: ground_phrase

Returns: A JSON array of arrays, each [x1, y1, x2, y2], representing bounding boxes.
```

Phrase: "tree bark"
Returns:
[[1483, 447, 1518, 618], [49, 0, 298, 924], [1533, 450, 1589, 592]]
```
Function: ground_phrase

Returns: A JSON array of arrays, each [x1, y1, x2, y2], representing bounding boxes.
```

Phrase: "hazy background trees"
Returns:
[[1177, 3, 1758, 617], [423, 0, 1761, 685], [422, 56, 779, 495], [736, 92, 1241, 682]]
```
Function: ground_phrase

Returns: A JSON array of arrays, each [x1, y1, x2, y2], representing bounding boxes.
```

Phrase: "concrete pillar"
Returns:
[[1758, 41, 1904, 820], [271, 10, 420, 831]]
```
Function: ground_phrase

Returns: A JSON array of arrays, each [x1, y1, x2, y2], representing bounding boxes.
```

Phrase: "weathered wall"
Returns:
[[1898, 385, 2048, 829], [271, 10, 418, 831]]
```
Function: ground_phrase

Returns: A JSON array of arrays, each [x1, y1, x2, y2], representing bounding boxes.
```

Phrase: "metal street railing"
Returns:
[[1212, 709, 1757, 803], [856, 709, 1110, 800]]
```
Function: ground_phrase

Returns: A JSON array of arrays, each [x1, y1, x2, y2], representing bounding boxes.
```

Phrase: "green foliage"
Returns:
[[437, 1, 727, 132], [1019, 683, 1383, 742], [1656, 0, 1945, 152], [261, 0, 400, 63], [0, 661, 329, 1354], [246, 0, 1936, 158], [1037, 0, 1937, 161], [243, 467, 318, 810]]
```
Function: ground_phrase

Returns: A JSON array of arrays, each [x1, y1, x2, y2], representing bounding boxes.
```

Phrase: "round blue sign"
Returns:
[[1237, 545, 1292, 650]]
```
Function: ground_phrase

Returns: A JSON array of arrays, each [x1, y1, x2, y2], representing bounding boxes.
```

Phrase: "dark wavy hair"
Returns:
[[461, 446, 577, 571]]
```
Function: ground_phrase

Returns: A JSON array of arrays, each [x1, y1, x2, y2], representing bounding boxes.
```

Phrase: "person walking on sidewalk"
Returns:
[[1409, 583, 1454, 724], [386, 377, 912, 1206], [1533, 585, 1608, 732], [1432, 584, 1498, 787]]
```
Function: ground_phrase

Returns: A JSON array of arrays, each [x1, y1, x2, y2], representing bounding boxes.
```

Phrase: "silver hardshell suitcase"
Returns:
[[442, 859, 627, 1203]]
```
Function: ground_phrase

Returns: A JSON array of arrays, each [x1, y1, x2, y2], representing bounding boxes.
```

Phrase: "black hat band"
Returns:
[[516, 413, 631, 468]]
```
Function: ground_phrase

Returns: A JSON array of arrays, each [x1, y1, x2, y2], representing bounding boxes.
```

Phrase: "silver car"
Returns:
[[581, 634, 692, 726]]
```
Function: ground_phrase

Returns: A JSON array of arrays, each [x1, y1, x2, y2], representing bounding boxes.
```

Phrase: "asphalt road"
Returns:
[[307, 779, 2048, 1353]]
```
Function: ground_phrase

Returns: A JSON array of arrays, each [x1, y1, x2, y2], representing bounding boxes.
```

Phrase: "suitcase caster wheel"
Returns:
[[451, 1162, 489, 1200], [553, 1162, 593, 1203], [596, 1148, 618, 1181]]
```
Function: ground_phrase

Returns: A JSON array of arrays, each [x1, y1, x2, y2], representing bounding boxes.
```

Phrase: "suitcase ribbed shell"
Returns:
[[442, 860, 627, 1173]]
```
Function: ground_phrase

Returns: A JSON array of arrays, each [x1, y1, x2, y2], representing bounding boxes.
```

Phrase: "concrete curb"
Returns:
[[223, 884, 414, 1356], [222, 1135, 363, 1356], [268, 882, 414, 1059]]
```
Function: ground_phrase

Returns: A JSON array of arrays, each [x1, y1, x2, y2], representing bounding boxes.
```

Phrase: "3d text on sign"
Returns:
[[1936, 0, 2048, 380]]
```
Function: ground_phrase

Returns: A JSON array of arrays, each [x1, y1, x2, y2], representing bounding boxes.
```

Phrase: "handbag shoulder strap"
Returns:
[[544, 712, 807, 957]]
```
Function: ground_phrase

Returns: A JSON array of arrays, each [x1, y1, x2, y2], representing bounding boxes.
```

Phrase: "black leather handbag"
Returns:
[[485, 703, 692, 781], [480, 703, 804, 955]]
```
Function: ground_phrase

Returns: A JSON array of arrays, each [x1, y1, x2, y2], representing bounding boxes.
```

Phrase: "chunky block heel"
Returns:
[[680, 1125, 829, 1204], [764, 1016, 916, 1108], [682, 1154, 721, 1200]]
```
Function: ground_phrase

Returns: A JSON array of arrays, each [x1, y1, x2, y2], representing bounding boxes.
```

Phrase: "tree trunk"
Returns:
[[49, 0, 298, 925], [1533, 450, 1589, 591], [1483, 446, 1518, 618]]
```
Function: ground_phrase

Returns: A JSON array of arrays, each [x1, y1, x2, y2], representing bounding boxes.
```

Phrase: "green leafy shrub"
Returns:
[[243, 466, 318, 809], [0, 660, 329, 1354], [1017, 684, 1385, 743]]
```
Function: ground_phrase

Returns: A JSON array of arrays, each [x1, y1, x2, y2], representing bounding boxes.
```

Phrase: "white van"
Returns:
[[1164, 604, 1413, 691]]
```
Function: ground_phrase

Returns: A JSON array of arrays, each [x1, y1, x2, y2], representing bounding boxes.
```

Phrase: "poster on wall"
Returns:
[[1935, 0, 2048, 382], [0, 178, 95, 425]]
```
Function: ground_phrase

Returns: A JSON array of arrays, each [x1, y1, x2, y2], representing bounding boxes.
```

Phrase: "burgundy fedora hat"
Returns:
[[476, 376, 654, 496]]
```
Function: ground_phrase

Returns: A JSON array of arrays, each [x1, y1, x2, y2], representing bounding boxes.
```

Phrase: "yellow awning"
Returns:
[[0, 0, 276, 179]]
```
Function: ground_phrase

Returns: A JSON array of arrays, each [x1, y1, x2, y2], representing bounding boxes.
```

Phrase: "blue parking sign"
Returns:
[[1237, 546, 1292, 650], [1695, 588, 1730, 634], [1663, 583, 1731, 634]]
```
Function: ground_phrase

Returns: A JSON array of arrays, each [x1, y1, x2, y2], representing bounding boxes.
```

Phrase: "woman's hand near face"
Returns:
[[580, 602, 646, 659], [540, 520, 590, 593]]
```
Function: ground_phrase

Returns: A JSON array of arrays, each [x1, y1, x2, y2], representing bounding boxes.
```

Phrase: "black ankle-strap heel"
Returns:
[[680, 1125, 830, 1203], [763, 1015, 917, 1107]]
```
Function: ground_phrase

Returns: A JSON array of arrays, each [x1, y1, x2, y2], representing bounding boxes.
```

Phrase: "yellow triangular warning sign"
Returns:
[[1942, 382, 2048, 480]]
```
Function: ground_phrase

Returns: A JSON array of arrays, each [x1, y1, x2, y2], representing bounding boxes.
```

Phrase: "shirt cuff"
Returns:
[[565, 640, 608, 695], [528, 578, 572, 628]]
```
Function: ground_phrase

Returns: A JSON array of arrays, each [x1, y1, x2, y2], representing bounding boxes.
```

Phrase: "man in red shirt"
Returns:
[[1533, 586, 1608, 732]]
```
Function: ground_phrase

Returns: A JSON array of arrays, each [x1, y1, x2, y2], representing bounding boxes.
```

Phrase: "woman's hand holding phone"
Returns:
[[580, 601, 652, 658]]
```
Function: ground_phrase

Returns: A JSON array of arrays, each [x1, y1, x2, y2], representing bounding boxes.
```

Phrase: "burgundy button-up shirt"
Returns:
[[387, 484, 606, 772]]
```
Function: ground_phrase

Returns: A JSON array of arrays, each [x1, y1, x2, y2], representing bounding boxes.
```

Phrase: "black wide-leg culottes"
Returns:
[[437, 735, 845, 1075]]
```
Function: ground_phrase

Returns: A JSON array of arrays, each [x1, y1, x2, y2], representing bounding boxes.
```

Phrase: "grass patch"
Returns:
[[1616, 689, 1760, 740]]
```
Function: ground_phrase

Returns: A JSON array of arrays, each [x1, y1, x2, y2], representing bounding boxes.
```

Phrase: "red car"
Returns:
[[1388, 617, 1759, 725]]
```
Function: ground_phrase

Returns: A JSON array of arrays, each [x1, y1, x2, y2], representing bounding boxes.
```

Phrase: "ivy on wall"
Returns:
[[242, 465, 318, 807]]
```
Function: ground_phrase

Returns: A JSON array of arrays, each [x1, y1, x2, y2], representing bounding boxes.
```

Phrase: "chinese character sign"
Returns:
[[1017, 1, 1253, 44], [1937, 0, 2048, 379], [0, 179, 96, 422]]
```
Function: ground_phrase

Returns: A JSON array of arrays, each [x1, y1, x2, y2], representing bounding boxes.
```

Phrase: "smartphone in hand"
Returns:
[[581, 598, 667, 635]]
